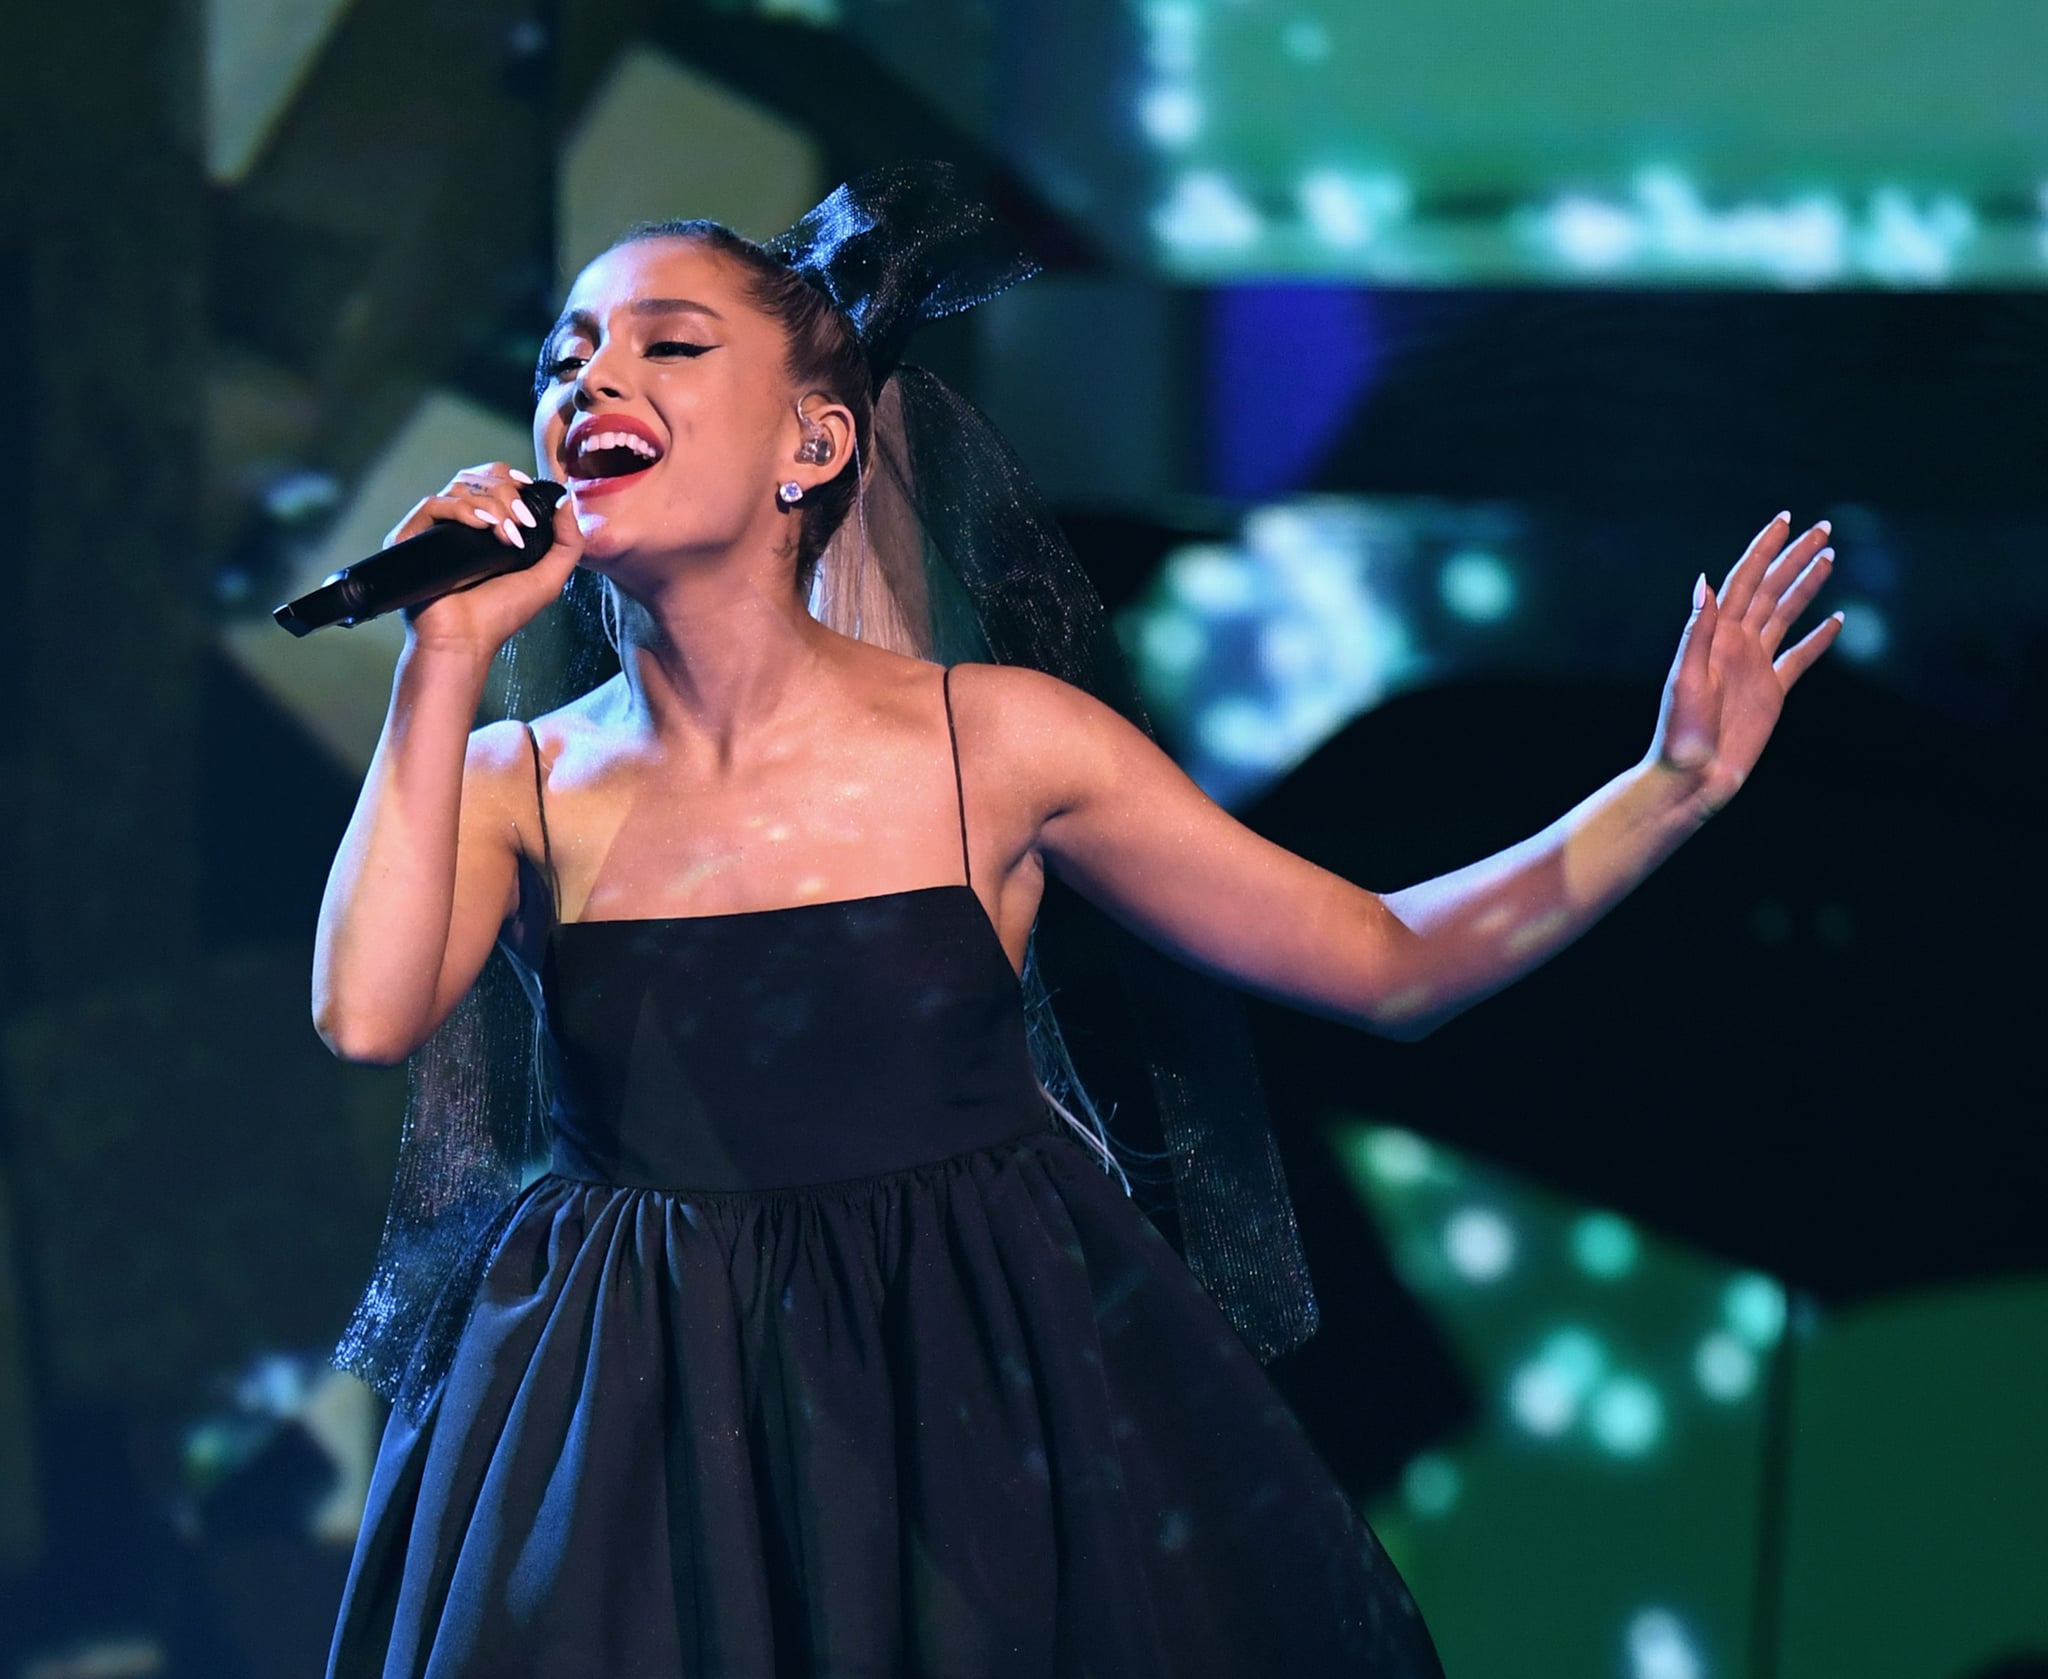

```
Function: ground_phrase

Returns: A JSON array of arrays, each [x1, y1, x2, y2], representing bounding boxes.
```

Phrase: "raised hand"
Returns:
[[386, 462, 583, 659], [1646, 511, 1844, 815]]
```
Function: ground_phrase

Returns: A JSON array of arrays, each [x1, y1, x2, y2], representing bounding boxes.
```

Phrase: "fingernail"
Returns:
[[1814, 519, 1831, 536], [1816, 546, 1835, 563], [501, 517, 521, 544], [513, 500, 538, 528], [471, 505, 498, 526], [510, 469, 534, 484], [1693, 572, 1707, 609], [1776, 510, 1791, 526]]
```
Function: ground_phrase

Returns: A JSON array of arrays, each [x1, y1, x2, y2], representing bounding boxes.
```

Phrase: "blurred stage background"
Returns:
[[4, 2, 2046, 1675]]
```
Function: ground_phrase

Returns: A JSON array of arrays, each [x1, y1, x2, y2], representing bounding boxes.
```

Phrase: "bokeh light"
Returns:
[[1444, 1206, 1517, 1282], [1723, 1274, 1788, 1348], [1570, 1212, 1641, 1279]]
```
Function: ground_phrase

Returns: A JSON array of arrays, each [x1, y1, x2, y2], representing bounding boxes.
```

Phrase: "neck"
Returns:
[[608, 546, 832, 758]]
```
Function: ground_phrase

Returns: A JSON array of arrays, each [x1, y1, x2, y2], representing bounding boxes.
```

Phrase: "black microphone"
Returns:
[[272, 480, 568, 637]]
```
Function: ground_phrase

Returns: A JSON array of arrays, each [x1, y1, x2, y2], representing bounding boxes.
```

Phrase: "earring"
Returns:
[[777, 480, 805, 505]]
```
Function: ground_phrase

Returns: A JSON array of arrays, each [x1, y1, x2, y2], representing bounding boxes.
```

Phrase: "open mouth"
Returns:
[[563, 421, 665, 496]]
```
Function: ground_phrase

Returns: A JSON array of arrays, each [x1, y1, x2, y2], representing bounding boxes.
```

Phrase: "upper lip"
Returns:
[[562, 412, 667, 476]]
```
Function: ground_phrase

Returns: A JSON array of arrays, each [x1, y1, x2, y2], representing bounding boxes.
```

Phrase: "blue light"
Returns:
[[1722, 1274, 1787, 1347], [1569, 1211, 1639, 1279], [1139, 85, 1203, 148], [1858, 187, 1976, 283], [1541, 195, 1643, 272], [1139, 1, 1200, 75], [1444, 1205, 1517, 1282], [1509, 1360, 1579, 1437], [1832, 600, 1886, 662], [1438, 548, 1516, 624], [1153, 173, 1262, 250], [1627, 1607, 1705, 1679], [1694, 1330, 1759, 1402], [1589, 1375, 1665, 1456]]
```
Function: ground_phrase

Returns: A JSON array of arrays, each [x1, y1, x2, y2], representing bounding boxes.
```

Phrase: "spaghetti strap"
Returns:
[[523, 722, 559, 911], [941, 665, 971, 889]]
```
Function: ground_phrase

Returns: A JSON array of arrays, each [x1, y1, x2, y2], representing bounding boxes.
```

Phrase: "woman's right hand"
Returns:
[[388, 462, 584, 657]]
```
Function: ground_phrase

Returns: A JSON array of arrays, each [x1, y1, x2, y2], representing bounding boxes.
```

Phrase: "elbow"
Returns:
[[312, 994, 421, 1067], [1356, 973, 1446, 1043], [1363, 1009, 1439, 1045]]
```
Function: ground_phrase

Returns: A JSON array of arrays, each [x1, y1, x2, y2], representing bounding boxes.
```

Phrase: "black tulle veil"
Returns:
[[334, 164, 1318, 1419]]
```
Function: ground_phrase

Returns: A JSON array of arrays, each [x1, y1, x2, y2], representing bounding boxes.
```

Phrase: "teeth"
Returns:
[[572, 427, 660, 468]]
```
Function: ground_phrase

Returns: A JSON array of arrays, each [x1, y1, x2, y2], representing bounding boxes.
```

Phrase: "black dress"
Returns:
[[326, 682, 1445, 1678]]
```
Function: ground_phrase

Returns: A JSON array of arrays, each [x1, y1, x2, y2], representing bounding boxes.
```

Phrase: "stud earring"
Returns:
[[777, 480, 805, 505]]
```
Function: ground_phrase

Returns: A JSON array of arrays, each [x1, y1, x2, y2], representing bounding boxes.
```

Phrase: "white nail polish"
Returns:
[[510, 469, 534, 484], [513, 500, 538, 528], [501, 517, 521, 544]]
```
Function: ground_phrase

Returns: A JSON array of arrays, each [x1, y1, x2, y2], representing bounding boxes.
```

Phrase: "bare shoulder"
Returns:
[[514, 674, 632, 770], [465, 715, 540, 787], [944, 661, 1118, 730], [943, 662, 1141, 801]]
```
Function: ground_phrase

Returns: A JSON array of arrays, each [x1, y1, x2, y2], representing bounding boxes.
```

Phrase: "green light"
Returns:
[[1589, 1375, 1665, 1457], [1361, 1126, 1436, 1186], [1402, 1451, 1462, 1517], [1538, 1328, 1607, 1392], [1694, 1331, 1760, 1402], [1570, 1211, 1640, 1279], [1723, 1274, 1787, 1347]]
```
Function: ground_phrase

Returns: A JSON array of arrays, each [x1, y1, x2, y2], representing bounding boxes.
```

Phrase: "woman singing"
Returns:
[[315, 167, 1839, 1677]]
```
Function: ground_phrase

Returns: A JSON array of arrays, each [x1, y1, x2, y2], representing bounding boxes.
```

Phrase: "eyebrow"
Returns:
[[545, 296, 725, 345]]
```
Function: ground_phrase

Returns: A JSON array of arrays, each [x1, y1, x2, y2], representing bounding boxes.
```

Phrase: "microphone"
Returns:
[[271, 479, 568, 637]]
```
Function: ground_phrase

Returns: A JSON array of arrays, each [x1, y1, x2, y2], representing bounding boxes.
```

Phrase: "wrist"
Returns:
[[394, 634, 497, 701], [1633, 752, 1724, 832]]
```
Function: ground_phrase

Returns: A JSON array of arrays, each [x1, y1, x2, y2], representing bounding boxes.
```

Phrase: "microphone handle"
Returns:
[[272, 480, 568, 637]]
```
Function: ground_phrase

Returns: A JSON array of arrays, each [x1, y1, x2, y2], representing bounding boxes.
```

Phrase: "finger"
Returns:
[[1679, 570, 1719, 679], [1772, 612, 1844, 689], [546, 492, 582, 549], [1745, 521, 1832, 630], [1663, 574, 1721, 766], [1759, 549, 1835, 654], [1719, 511, 1790, 621], [447, 470, 544, 532], [414, 492, 530, 547]]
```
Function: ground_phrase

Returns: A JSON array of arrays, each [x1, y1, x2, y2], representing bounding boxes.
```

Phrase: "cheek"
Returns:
[[533, 414, 565, 475]]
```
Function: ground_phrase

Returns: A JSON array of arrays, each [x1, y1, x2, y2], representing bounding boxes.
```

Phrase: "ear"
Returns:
[[789, 393, 858, 494]]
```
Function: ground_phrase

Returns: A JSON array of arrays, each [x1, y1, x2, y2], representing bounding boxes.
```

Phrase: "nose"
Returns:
[[572, 335, 634, 407]]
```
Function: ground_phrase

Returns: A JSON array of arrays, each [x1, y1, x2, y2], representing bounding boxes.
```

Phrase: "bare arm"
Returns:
[[312, 647, 531, 1063], [1368, 760, 1706, 1036], [1000, 513, 1841, 1040], [311, 464, 581, 1063], [1009, 675, 1699, 1040]]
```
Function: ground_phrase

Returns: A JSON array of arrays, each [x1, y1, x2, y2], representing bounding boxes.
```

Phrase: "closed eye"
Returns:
[[648, 340, 713, 358]]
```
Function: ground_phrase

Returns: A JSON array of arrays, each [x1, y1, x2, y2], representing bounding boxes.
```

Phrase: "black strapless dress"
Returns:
[[326, 884, 1444, 1677]]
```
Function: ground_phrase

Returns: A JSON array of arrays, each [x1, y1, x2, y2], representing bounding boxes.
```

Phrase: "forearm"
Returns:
[[1370, 755, 1713, 1038], [312, 640, 494, 1060]]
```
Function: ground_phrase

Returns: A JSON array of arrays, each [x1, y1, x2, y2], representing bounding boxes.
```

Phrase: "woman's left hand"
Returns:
[[1647, 511, 1844, 817]]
